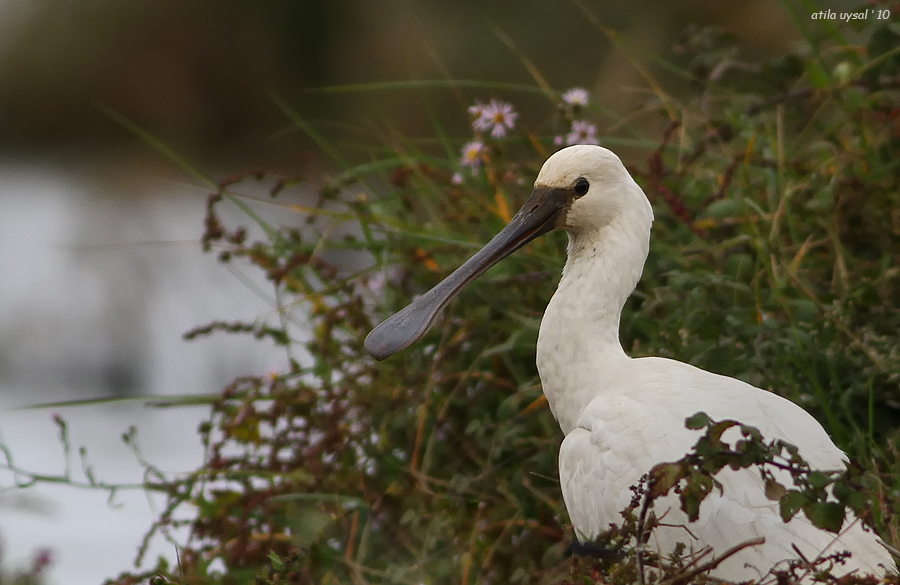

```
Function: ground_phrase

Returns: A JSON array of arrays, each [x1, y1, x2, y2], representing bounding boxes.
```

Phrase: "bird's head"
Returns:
[[364, 145, 650, 360], [534, 144, 653, 236]]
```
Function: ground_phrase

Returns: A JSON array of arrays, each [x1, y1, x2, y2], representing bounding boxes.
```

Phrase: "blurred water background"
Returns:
[[0, 1, 859, 583]]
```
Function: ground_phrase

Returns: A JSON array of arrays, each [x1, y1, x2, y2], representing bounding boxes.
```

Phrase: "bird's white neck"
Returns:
[[536, 206, 652, 434]]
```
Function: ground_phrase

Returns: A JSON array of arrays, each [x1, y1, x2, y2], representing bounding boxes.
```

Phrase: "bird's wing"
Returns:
[[633, 357, 849, 468], [558, 358, 894, 579], [560, 417, 893, 581]]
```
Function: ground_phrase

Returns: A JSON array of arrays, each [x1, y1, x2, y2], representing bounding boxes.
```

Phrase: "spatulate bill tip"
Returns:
[[365, 347, 392, 361], [363, 332, 393, 361], [364, 296, 442, 361]]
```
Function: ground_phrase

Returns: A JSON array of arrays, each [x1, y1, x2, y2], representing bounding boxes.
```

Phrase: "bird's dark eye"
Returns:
[[573, 177, 590, 196]]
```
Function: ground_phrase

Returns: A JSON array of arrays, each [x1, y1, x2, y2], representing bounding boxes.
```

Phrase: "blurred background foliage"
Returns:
[[0, 0, 898, 583], [0, 0, 833, 165]]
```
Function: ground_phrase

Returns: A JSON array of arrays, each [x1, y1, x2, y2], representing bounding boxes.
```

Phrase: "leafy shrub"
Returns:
[[94, 4, 900, 584]]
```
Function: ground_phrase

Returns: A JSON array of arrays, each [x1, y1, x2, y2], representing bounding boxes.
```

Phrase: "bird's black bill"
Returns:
[[365, 186, 569, 360]]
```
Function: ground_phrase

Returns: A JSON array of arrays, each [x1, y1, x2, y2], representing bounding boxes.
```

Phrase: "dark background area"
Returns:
[[0, 0, 855, 170]]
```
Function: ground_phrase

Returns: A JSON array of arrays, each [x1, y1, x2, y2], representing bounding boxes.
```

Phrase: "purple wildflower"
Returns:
[[562, 87, 590, 107], [459, 140, 485, 174], [471, 99, 518, 138], [565, 120, 599, 145]]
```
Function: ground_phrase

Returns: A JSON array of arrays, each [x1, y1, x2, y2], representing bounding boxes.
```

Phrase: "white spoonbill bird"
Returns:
[[365, 145, 895, 580]]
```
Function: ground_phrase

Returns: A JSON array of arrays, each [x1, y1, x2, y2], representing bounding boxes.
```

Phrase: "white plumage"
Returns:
[[536, 146, 892, 580], [366, 145, 895, 581]]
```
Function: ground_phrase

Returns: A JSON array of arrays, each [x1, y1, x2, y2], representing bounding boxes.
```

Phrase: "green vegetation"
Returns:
[[109, 8, 900, 585], [5, 3, 900, 584]]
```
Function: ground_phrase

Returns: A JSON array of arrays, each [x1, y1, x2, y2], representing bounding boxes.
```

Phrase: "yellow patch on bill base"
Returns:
[[494, 191, 512, 223]]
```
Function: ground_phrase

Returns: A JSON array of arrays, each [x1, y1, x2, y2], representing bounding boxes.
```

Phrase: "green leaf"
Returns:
[[804, 60, 830, 89], [843, 490, 869, 515], [803, 501, 845, 533], [679, 473, 717, 522], [288, 506, 334, 547], [780, 490, 806, 522], [739, 424, 763, 442], [832, 477, 850, 500], [681, 490, 703, 522], [702, 198, 747, 219], [268, 550, 285, 570], [765, 478, 787, 501], [649, 462, 685, 498], [807, 470, 832, 490], [708, 420, 739, 448], [786, 299, 818, 323], [685, 412, 711, 430]]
